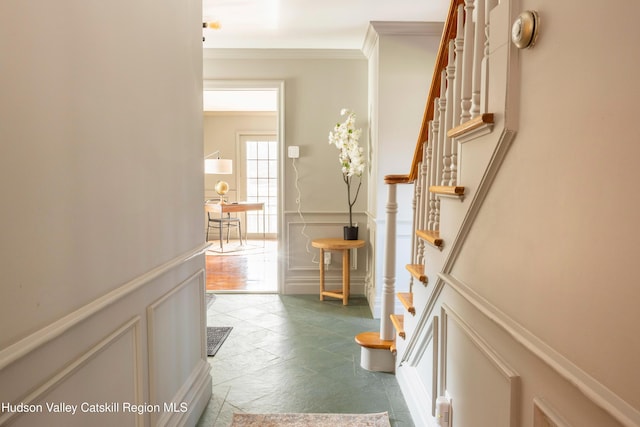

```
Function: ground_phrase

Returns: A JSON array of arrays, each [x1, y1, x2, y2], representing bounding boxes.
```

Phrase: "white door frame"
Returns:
[[203, 80, 285, 294]]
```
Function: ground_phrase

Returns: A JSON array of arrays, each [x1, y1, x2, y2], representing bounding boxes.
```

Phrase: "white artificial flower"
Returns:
[[328, 109, 366, 227]]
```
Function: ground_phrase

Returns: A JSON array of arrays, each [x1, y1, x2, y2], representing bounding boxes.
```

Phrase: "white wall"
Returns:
[[203, 51, 370, 295], [0, 0, 209, 425], [453, 0, 640, 418], [364, 23, 443, 316]]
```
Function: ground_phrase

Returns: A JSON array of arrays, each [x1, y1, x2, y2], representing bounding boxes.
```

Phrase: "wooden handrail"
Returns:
[[404, 0, 465, 183]]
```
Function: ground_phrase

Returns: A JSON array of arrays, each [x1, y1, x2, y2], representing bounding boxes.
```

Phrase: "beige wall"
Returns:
[[0, 0, 210, 425], [203, 112, 278, 202], [454, 0, 640, 413]]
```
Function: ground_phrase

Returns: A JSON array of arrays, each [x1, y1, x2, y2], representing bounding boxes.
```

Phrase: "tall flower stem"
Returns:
[[344, 175, 362, 227]]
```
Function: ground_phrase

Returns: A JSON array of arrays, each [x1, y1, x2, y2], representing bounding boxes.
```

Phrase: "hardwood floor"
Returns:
[[205, 239, 278, 292]]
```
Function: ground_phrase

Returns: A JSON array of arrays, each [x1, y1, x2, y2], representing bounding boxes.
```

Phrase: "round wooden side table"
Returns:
[[311, 238, 365, 305]]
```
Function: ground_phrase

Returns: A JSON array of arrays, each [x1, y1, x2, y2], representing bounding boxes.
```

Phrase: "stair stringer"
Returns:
[[399, 266, 640, 427], [396, 123, 517, 426], [397, 76, 518, 427], [395, 0, 522, 424]]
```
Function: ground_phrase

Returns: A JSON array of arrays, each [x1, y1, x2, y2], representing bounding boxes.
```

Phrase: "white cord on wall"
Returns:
[[292, 157, 318, 264]]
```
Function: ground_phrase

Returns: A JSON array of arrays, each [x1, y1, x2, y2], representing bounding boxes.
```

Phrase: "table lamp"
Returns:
[[205, 151, 233, 204]]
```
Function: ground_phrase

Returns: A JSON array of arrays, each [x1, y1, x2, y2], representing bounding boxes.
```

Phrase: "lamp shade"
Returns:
[[205, 158, 232, 174]]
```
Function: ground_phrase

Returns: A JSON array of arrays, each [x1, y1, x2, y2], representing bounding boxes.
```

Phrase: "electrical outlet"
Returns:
[[288, 145, 300, 158], [324, 252, 331, 265]]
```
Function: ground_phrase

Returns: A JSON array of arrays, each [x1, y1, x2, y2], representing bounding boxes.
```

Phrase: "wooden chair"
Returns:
[[205, 204, 243, 252]]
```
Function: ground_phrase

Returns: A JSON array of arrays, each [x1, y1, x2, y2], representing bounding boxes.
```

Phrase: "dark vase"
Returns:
[[343, 226, 359, 240]]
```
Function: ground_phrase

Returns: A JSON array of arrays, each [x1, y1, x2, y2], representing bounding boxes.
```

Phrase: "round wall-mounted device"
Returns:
[[511, 11, 539, 49]]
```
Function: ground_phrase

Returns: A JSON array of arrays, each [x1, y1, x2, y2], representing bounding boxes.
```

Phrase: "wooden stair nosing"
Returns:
[[429, 185, 465, 196], [390, 314, 405, 339], [405, 264, 427, 284], [355, 331, 394, 350], [416, 229, 443, 247], [397, 292, 416, 315], [447, 113, 495, 138]]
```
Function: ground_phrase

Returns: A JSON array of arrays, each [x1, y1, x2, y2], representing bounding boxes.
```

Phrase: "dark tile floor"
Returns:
[[196, 294, 414, 426]]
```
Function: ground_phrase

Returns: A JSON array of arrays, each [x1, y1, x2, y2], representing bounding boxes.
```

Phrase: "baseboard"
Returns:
[[396, 366, 437, 427], [155, 360, 212, 427], [283, 279, 366, 297]]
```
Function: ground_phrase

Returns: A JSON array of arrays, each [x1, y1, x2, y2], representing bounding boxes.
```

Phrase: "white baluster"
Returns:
[[409, 160, 424, 292], [453, 4, 465, 127], [441, 39, 455, 186], [411, 158, 422, 275], [471, 0, 486, 118], [417, 136, 430, 266], [481, 0, 499, 115], [450, 4, 465, 186], [430, 70, 446, 230], [460, 0, 476, 124]]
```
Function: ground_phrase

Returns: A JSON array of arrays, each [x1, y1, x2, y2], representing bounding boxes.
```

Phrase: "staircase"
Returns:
[[356, 0, 521, 424], [353, 1, 640, 426]]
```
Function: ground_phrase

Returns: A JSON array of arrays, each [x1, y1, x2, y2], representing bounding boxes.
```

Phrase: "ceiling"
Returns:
[[202, 0, 449, 50]]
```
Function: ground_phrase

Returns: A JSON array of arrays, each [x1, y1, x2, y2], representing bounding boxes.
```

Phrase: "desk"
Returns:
[[205, 202, 265, 251], [311, 238, 365, 305]]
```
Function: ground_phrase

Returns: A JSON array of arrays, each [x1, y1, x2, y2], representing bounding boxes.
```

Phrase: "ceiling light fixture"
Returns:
[[203, 21, 222, 30]]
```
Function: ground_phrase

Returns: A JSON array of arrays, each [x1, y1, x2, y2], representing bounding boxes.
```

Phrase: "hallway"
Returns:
[[196, 294, 414, 426]]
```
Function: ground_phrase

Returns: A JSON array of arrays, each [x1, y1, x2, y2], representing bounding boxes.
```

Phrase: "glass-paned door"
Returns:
[[240, 134, 278, 239]]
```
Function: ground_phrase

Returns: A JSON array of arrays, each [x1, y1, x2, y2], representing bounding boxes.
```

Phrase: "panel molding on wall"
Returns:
[[0, 243, 209, 372], [533, 398, 571, 427], [441, 303, 520, 427], [146, 270, 210, 427], [0, 317, 143, 426], [403, 315, 439, 417], [286, 218, 362, 271], [440, 272, 640, 427]]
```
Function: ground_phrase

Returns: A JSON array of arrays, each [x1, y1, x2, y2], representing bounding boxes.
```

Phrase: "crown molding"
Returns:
[[203, 48, 365, 60], [203, 111, 277, 116], [370, 21, 444, 36], [362, 21, 445, 58]]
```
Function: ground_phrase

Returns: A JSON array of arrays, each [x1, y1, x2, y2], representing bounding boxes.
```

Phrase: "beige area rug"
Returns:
[[231, 412, 391, 427], [206, 240, 270, 256]]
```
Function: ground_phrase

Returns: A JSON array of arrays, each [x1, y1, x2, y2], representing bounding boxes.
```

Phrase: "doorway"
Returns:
[[203, 80, 284, 293]]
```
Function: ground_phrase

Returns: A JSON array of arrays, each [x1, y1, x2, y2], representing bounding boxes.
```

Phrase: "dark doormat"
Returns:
[[207, 326, 232, 357]]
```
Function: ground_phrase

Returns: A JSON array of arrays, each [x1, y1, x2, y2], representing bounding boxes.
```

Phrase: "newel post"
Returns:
[[380, 178, 398, 341]]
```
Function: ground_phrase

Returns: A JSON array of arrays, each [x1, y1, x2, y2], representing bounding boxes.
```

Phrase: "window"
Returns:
[[244, 137, 277, 237]]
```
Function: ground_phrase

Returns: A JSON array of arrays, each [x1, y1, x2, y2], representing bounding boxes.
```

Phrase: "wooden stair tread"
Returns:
[[429, 185, 465, 196], [384, 174, 412, 185], [447, 113, 494, 138], [405, 264, 427, 284], [390, 314, 405, 339], [397, 292, 416, 315], [355, 332, 395, 350], [416, 230, 443, 247]]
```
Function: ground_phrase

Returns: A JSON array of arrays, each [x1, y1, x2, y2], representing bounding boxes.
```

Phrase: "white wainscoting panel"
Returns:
[[0, 245, 210, 427], [4, 318, 142, 427], [146, 271, 207, 427], [441, 303, 520, 427], [283, 213, 368, 296]]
